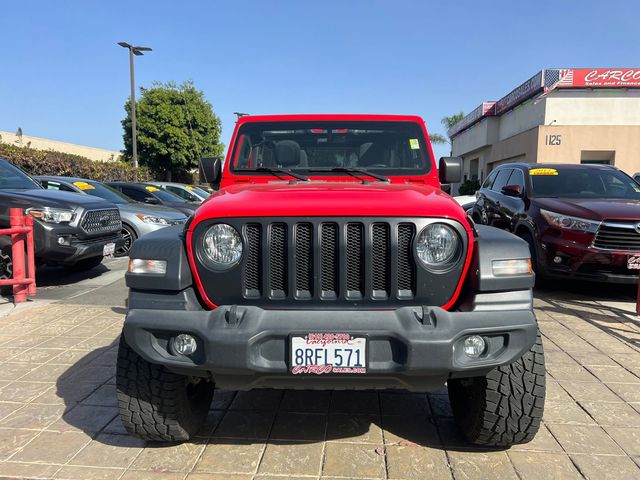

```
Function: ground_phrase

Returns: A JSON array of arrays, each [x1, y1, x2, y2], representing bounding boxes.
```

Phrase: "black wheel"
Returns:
[[519, 231, 547, 286], [0, 248, 12, 280], [447, 330, 545, 447], [0, 248, 13, 296], [116, 335, 214, 442], [64, 255, 103, 272], [115, 224, 137, 257]]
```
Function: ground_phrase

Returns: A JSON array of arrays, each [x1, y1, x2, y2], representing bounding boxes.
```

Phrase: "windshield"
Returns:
[[531, 167, 640, 199], [230, 121, 430, 176], [189, 186, 210, 197], [82, 181, 133, 204], [0, 161, 42, 190], [148, 187, 188, 203]]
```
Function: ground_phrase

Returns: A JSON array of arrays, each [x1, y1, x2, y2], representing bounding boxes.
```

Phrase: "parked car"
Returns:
[[149, 182, 210, 203], [0, 159, 123, 275], [36, 176, 188, 257], [106, 182, 199, 216], [118, 114, 543, 447], [453, 194, 477, 211], [471, 163, 640, 283], [633, 172, 640, 184]]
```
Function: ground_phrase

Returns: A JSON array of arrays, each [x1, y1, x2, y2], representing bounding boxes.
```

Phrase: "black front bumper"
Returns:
[[34, 221, 123, 266], [123, 289, 538, 392]]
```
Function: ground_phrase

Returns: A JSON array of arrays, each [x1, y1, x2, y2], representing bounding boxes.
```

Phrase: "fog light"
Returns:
[[553, 256, 562, 264], [463, 335, 486, 358], [57, 236, 65, 245], [173, 334, 197, 355]]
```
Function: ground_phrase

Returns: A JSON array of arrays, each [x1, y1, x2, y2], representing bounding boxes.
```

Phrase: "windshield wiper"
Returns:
[[252, 167, 309, 182], [308, 167, 390, 183]]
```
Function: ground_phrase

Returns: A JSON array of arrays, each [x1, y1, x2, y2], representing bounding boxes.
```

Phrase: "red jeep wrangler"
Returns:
[[117, 114, 545, 446]]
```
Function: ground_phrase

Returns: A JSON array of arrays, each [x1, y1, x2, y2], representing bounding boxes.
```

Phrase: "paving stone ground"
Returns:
[[0, 289, 639, 479]]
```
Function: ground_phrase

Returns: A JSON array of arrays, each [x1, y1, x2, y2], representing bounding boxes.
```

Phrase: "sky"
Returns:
[[1, 0, 639, 161]]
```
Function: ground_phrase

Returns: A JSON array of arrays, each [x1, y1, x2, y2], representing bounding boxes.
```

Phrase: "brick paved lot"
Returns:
[[0, 290, 639, 479]]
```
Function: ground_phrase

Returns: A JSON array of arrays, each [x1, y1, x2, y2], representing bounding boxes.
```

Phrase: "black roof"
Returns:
[[495, 162, 615, 170]]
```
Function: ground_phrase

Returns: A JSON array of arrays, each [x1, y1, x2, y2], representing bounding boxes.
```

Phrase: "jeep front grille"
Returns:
[[192, 217, 469, 309], [593, 221, 640, 251], [80, 208, 121, 235], [243, 220, 415, 301]]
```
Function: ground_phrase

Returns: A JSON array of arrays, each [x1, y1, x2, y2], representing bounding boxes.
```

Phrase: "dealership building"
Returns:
[[449, 68, 640, 192]]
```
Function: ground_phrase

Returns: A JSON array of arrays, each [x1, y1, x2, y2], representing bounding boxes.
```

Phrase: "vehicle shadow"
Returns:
[[54, 337, 504, 453], [36, 264, 110, 288]]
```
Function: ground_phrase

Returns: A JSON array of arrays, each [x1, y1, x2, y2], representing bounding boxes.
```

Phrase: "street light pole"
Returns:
[[118, 42, 152, 169], [128, 47, 137, 168]]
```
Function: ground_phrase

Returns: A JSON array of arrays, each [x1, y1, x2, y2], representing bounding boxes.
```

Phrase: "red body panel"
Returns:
[[187, 114, 474, 311]]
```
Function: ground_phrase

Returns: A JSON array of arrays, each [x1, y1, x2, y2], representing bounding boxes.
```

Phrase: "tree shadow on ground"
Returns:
[[55, 337, 507, 454], [535, 280, 640, 349]]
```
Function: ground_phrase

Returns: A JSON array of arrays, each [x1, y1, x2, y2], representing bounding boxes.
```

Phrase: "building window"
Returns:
[[581, 151, 615, 165]]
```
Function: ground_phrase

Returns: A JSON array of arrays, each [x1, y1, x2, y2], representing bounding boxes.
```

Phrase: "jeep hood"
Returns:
[[0, 188, 115, 210], [192, 182, 468, 226], [534, 197, 640, 221]]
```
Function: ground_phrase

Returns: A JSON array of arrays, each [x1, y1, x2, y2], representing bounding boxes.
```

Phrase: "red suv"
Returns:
[[116, 115, 544, 447], [472, 163, 640, 283]]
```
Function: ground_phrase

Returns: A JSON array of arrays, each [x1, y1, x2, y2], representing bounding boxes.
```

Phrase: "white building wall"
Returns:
[[544, 89, 640, 125], [497, 98, 546, 141]]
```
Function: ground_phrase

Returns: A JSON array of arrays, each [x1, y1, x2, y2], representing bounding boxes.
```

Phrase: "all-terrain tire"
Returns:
[[116, 335, 215, 442], [447, 330, 545, 447]]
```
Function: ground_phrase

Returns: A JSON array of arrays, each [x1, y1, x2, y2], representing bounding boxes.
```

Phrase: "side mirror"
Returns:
[[501, 184, 522, 197], [199, 157, 222, 186], [439, 157, 463, 184], [144, 196, 160, 205]]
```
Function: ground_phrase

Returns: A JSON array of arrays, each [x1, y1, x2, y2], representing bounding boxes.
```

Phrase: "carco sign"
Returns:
[[574, 68, 640, 87]]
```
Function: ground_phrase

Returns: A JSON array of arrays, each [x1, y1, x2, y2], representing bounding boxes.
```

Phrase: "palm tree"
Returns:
[[428, 113, 465, 146]]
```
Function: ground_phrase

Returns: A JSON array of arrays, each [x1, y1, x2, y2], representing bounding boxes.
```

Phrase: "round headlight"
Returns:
[[416, 223, 460, 267], [201, 224, 243, 269]]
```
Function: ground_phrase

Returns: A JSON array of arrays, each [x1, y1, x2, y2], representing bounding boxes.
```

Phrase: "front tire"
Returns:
[[115, 224, 137, 257], [447, 330, 545, 447], [116, 335, 215, 442]]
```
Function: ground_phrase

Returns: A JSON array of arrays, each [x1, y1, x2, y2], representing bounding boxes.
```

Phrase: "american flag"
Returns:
[[544, 69, 574, 89]]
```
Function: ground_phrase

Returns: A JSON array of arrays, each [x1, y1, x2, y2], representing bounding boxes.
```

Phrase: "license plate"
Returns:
[[103, 242, 116, 257], [290, 333, 367, 375], [628, 254, 640, 270]]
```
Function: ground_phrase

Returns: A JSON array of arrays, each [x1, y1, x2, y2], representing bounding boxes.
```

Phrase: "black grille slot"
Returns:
[[346, 223, 364, 298], [295, 223, 313, 298], [320, 223, 338, 298], [80, 209, 120, 235], [244, 224, 261, 296], [371, 223, 390, 298], [269, 223, 287, 297], [397, 223, 416, 297], [593, 223, 640, 252]]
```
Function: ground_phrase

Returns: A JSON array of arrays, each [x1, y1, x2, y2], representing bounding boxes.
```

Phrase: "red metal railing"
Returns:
[[0, 208, 36, 303]]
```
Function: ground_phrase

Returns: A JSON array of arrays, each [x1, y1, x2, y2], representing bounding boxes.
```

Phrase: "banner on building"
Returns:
[[545, 68, 640, 88], [447, 102, 496, 138]]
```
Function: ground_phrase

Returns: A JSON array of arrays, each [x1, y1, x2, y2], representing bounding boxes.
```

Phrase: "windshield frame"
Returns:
[[228, 120, 432, 178], [529, 166, 640, 200]]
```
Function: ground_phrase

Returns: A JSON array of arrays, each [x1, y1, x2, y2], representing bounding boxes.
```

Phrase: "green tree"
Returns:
[[428, 113, 465, 146], [428, 133, 448, 145], [122, 81, 223, 180], [441, 112, 465, 133]]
